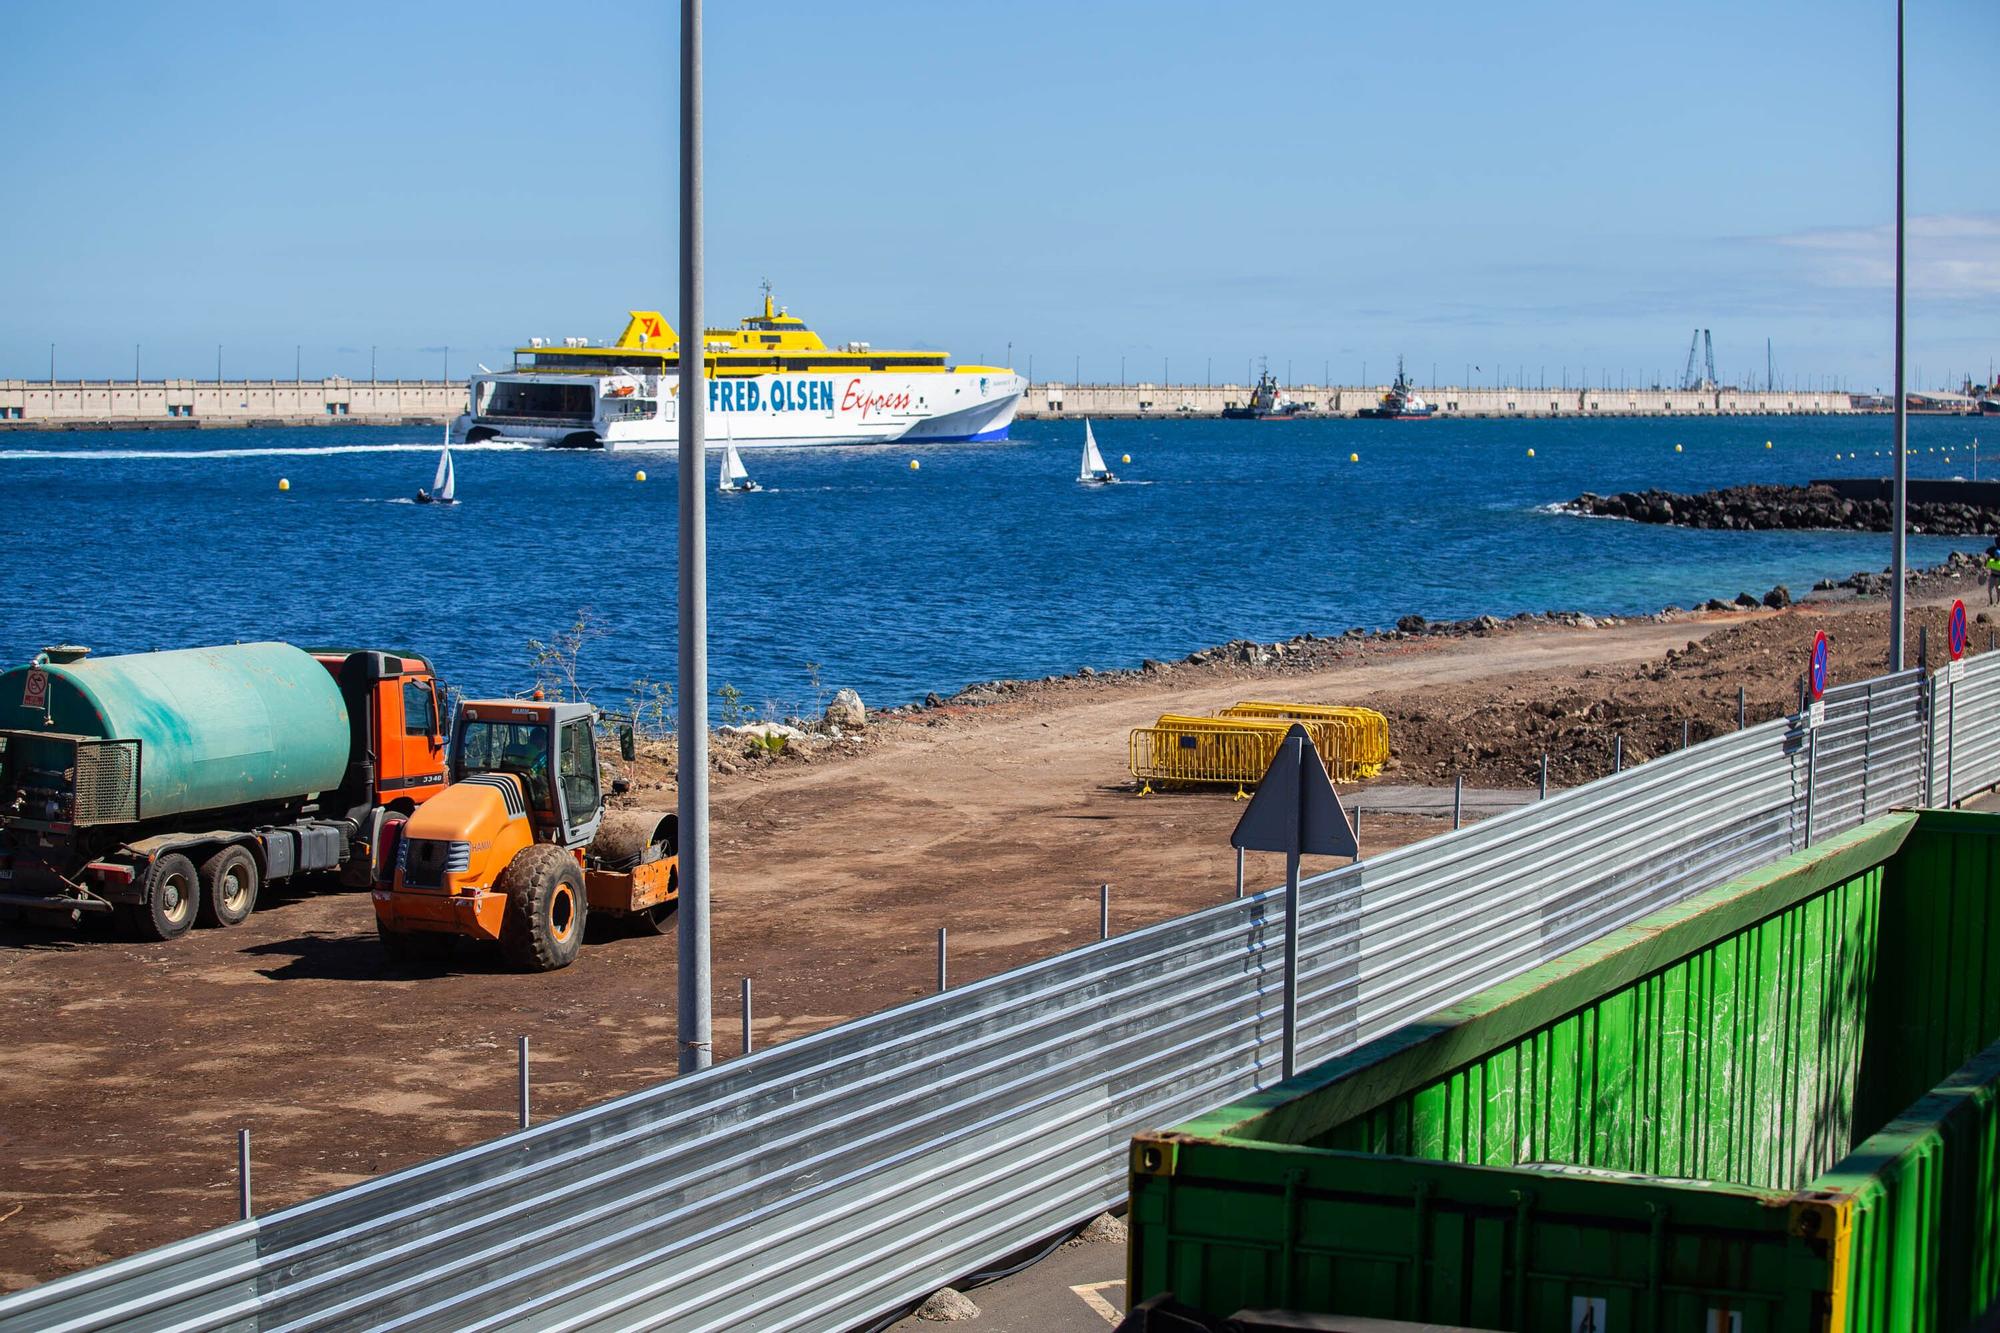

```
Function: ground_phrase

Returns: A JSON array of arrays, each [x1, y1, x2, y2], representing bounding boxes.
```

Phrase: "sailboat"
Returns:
[[718, 441, 760, 494], [1078, 420, 1116, 485], [416, 436, 457, 505]]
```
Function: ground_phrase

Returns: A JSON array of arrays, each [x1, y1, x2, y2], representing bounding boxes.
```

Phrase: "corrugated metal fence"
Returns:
[[0, 659, 1978, 1333]]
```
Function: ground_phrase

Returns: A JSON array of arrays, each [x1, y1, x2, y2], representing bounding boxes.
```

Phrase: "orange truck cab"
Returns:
[[373, 699, 677, 971]]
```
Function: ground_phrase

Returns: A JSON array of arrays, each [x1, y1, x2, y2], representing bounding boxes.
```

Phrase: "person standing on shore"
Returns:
[[1987, 538, 2000, 606]]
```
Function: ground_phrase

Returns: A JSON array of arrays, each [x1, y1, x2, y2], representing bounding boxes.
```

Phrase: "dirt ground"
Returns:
[[1, 569, 1991, 1293]]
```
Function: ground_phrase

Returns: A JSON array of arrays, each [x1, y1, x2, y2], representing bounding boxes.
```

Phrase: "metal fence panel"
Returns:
[[0, 663, 1958, 1333]]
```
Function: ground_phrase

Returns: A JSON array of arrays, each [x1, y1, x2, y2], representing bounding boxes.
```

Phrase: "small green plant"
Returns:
[[749, 730, 788, 757], [623, 677, 676, 740], [718, 682, 750, 728], [527, 609, 607, 703], [805, 661, 828, 718]]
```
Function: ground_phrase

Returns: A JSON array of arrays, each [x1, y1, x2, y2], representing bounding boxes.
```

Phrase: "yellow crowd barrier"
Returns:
[[1221, 702, 1390, 778], [1129, 713, 1361, 791]]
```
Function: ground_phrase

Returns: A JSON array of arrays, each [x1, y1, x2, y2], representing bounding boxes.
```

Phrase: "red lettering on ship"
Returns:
[[840, 379, 911, 420]]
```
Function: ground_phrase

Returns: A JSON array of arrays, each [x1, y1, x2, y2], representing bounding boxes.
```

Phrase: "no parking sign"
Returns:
[[1948, 599, 1968, 682], [1805, 632, 1830, 727]]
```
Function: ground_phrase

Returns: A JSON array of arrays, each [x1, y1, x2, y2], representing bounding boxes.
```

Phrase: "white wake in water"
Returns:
[[0, 441, 533, 462]]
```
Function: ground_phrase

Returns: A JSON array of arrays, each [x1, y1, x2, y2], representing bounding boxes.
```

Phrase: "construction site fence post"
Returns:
[[237, 1129, 251, 1222], [1234, 847, 1244, 899], [517, 1037, 530, 1131], [1682, 719, 1691, 750], [937, 927, 948, 993], [741, 978, 753, 1056], [1281, 849, 1301, 1080], [1452, 774, 1463, 830], [1099, 884, 1110, 940], [1614, 734, 1624, 774], [1738, 686, 1746, 730], [1539, 752, 1549, 799]]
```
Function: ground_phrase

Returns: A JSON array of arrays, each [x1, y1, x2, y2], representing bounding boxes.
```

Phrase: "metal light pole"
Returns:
[[676, 0, 714, 1074], [1889, 0, 1908, 670]]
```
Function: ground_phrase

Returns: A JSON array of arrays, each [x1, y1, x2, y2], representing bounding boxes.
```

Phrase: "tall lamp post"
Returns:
[[1889, 0, 1908, 670], [676, 0, 714, 1073]]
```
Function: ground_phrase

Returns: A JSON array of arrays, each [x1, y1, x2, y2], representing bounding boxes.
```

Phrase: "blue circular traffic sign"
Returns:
[[1809, 632, 1830, 700], [1950, 600, 1969, 661]]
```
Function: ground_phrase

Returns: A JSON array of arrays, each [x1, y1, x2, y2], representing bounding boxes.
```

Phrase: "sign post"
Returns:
[[1802, 632, 1830, 846], [1231, 724, 1358, 1079], [1946, 600, 1968, 806]]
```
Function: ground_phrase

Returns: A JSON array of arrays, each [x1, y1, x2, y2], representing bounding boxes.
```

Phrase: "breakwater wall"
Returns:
[[1018, 382, 1859, 419], [0, 378, 464, 429], [0, 376, 1861, 430], [1567, 482, 2000, 535]]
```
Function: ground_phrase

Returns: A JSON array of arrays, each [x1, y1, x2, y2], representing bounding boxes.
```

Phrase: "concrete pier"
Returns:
[[0, 378, 464, 429], [1019, 382, 1860, 419], [0, 376, 1864, 430]]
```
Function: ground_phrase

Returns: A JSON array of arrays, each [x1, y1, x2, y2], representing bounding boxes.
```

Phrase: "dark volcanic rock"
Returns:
[[1563, 483, 2000, 535], [1763, 585, 1792, 609]]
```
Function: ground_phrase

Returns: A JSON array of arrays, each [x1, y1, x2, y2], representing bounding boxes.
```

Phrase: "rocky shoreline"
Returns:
[[1565, 483, 2000, 536], [865, 550, 1986, 718]]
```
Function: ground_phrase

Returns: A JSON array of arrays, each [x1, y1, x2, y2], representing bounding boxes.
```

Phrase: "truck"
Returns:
[[372, 697, 679, 971], [0, 642, 449, 939]]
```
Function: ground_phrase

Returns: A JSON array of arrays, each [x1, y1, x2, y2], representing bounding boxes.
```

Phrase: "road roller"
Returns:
[[373, 698, 677, 971]]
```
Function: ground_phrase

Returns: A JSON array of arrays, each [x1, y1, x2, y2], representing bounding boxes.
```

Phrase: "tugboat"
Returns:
[[1221, 366, 1310, 420], [1356, 358, 1437, 420]]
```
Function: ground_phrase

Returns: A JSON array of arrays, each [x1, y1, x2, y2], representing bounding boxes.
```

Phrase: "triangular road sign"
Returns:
[[1230, 723, 1358, 859]]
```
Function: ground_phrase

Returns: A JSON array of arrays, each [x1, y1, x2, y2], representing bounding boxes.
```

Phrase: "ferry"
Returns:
[[454, 287, 1024, 451]]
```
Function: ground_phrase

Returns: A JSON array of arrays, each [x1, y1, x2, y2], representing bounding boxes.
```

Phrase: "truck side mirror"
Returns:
[[619, 724, 635, 761]]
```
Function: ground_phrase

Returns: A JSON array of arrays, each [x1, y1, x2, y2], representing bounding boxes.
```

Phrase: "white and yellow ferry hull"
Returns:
[[454, 370, 1022, 452]]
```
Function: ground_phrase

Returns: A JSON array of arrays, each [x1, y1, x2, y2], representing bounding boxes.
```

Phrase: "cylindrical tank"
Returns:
[[0, 643, 350, 820]]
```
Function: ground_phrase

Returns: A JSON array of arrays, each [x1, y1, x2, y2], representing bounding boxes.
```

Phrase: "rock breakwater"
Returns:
[[1566, 483, 2000, 535]]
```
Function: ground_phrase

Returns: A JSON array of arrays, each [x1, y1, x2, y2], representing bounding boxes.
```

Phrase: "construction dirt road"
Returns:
[[1, 571, 1990, 1293]]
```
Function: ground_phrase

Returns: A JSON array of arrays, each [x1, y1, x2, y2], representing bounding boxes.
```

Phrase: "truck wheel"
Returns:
[[498, 844, 587, 971], [121, 853, 200, 941], [377, 920, 456, 964], [197, 846, 260, 927]]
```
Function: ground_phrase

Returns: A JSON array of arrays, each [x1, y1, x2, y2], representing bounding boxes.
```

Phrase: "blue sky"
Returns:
[[3, 1, 1994, 391]]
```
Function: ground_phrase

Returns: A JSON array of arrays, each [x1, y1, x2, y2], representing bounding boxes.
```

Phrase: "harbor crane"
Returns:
[[1680, 329, 1717, 392]]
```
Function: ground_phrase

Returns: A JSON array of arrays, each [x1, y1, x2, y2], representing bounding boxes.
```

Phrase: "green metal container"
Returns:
[[0, 643, 350, 821], [1129, 811, 2000, 1333]]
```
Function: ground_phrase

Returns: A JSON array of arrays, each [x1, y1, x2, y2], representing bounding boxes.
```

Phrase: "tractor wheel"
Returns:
[[197, 845, 260, 927], [377, 919, 456, 965], [498, 844, 587, 972], [120, 853, 200, 941]]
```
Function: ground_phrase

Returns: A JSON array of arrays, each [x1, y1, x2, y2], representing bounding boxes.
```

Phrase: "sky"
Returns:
[[2, 0, 1995, 392]]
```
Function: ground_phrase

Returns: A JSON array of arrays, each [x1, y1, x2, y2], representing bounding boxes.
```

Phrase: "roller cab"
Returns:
[[373, 699, 677, 972]]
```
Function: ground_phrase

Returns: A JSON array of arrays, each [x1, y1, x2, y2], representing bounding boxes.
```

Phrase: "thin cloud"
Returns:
[[1772, 213, 2000, 296]]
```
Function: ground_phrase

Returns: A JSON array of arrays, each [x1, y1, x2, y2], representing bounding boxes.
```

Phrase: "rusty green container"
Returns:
[[0, 642, 350, 821], [1129, 810, 2000, 1332]]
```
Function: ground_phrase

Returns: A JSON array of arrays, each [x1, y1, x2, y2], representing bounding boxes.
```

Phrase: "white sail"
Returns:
[[720, 441, 753, 491], [432, 445, 456, 501], [1079, 421, 1111, 482]]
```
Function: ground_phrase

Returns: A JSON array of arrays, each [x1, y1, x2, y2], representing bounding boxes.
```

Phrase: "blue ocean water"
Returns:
[[0, 415, 1988, 710]]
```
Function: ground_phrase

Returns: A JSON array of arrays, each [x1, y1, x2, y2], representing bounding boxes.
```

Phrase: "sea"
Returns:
[[0, 414, 1988, 714]]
